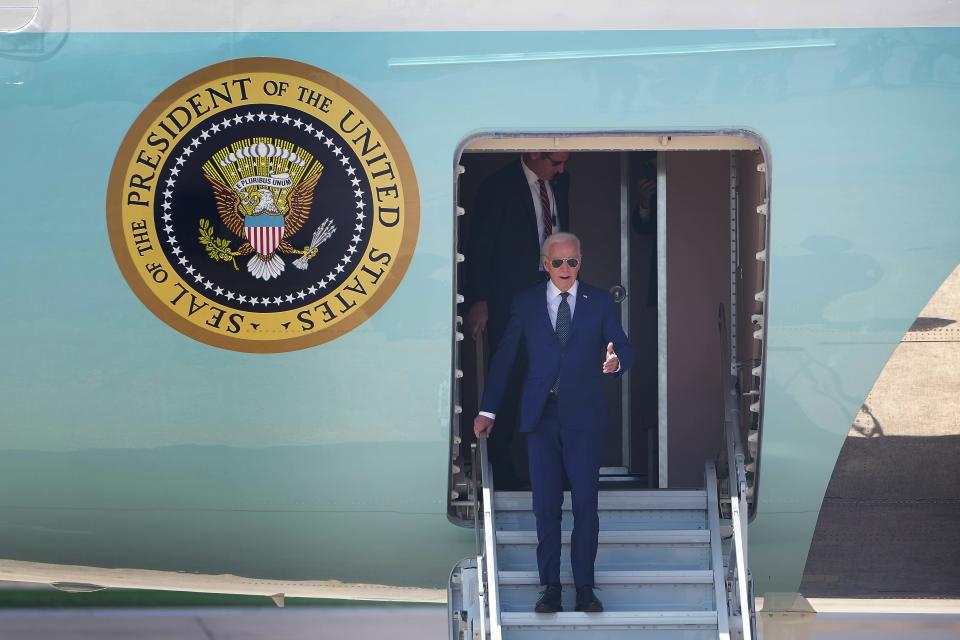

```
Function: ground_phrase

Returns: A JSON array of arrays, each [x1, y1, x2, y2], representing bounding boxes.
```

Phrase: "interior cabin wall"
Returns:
[[565, 152, 626, 468], [665, 151, 732, 487]]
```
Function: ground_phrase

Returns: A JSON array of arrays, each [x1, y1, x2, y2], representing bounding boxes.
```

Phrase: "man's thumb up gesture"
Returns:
[[602, 342, 620, 374]]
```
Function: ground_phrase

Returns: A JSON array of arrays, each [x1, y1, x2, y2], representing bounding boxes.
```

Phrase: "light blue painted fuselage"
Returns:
[[1, 27, 959, 596]]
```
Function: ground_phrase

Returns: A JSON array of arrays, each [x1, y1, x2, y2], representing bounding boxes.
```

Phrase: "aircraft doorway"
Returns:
[[449, 134, 769, 523]]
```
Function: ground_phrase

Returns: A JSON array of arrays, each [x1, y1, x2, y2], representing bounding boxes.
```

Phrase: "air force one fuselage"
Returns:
[[1, 1, 959, 611]]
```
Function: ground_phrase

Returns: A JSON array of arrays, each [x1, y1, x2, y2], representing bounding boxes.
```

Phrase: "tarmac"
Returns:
[[0, 606, 448, 640], [0, 600, 957, 639], [801, 266, 960, 597]]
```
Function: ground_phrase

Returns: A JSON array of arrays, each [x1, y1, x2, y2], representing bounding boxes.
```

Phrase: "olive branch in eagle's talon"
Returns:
[[292, 218, 337, 270], [198, 218, 242, 271]]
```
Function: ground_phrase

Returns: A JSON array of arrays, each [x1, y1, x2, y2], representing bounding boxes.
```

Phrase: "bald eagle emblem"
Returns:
[[200, 139, 336, 280]]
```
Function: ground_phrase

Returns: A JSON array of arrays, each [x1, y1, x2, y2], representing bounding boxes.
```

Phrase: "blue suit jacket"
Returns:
[[480, 280, 635, 433]]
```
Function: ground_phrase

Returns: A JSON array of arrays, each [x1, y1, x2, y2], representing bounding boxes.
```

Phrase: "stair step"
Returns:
[[498, 570, 714, 585], [500, 612, 719, 639], [495, 490, 707, 512], [497, 530, 710, 545], [493, 486, 724, 634], [497, 544, 711, 573], [497, 571, 715, 612], [500, 610, 718, 627], [503, 631, 719, 640], [496, 509, 706, 532]]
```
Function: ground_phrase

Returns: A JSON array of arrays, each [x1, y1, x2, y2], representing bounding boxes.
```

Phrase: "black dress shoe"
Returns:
[[575, 586, 603, 612], [534, 584, 563, 613]]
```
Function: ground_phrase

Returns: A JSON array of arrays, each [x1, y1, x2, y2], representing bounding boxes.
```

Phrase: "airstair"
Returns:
[[448, 428, 756, 640]]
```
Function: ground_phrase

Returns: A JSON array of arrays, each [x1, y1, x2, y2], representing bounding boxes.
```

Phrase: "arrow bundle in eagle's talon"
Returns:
[[293, 218, 337, 270]]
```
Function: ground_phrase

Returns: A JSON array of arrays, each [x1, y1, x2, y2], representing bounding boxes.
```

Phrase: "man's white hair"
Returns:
[[542, 232, 581, 256]]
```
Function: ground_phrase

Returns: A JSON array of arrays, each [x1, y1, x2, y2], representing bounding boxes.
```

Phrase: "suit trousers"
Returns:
[[527, 397, 604, 589]]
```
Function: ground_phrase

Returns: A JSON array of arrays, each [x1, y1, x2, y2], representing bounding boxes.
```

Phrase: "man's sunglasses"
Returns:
[[543, 154, 567, 167], [548, 258, 580, 268]]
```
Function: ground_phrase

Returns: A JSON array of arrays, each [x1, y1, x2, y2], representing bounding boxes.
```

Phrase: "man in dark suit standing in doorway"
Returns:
[[474, 232, 634, 613], [465, 152, 570, 488]]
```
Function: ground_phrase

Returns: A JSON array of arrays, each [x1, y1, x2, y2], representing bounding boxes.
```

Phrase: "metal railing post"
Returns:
[[478, 436, 502, 640]]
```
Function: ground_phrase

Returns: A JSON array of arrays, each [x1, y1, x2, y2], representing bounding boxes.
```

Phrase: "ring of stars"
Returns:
[[159, 110, 370, 309]]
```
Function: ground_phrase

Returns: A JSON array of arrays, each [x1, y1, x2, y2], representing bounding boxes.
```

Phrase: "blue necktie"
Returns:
[[551, 292, 571, 394], [556, 292, 571, 345]]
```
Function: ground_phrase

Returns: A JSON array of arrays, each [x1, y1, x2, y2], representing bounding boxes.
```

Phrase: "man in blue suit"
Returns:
[[474, 232, 634, 614]]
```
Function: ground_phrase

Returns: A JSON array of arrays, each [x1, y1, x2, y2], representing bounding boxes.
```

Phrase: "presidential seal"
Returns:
[[107, 58, 419, 352]]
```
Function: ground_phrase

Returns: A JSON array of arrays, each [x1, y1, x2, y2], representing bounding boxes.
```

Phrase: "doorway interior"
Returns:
[[449, 134, 768, 523]]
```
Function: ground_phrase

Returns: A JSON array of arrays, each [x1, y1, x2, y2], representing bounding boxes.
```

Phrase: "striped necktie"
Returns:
[[538, 178, 553, 242], [551, 292, 571, 394]]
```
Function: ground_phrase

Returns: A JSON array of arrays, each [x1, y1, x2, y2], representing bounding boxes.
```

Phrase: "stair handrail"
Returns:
[[471, 441, 488, 640], [472, 333, 502, 639], [717, 303, 756, 640], [478, 435, 503, 640], [471, 442, 482, 554], [723, 380, 755, 640]]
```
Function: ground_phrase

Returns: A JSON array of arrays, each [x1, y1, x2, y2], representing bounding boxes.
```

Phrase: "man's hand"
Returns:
[[474, 414, 494, 438], [602, 342, 620, 374], [466, 301, 488, 340]]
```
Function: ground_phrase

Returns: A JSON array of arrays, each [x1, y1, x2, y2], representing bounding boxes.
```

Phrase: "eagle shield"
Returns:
[[245, 214, 285, 257]]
